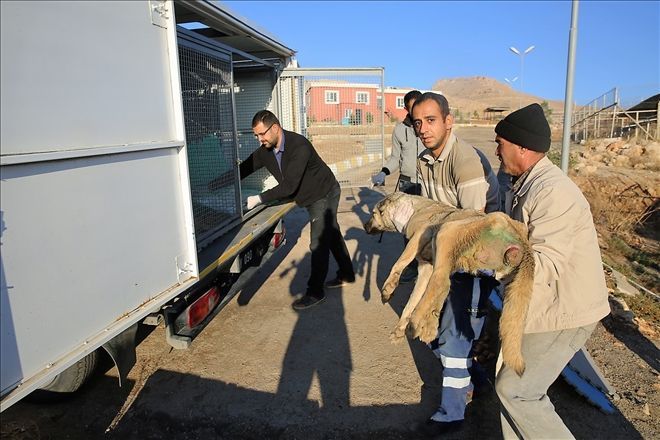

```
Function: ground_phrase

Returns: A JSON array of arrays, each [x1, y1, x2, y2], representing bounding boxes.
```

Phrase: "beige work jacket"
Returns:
[[505, 157, 611, 333]]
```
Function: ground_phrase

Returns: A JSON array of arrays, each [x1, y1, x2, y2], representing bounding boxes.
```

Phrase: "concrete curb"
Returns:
[[328, 148, 392, 175]]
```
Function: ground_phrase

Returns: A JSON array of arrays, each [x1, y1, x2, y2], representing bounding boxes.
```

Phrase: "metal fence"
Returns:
[[278, 68, 385, 188], [571, 88, 659, 141]]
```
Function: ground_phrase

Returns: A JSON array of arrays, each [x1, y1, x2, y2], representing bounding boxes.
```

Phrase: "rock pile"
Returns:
[[574, 138, 660, 174]]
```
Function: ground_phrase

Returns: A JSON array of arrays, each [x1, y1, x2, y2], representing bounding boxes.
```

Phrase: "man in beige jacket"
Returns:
[[493, 103, 611, 439]]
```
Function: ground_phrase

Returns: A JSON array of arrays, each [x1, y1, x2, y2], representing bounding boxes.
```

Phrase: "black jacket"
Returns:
[[240, 130, 338, 207]]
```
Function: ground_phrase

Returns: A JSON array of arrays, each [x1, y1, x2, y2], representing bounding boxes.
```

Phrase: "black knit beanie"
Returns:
[[495, 103, 551, 152]]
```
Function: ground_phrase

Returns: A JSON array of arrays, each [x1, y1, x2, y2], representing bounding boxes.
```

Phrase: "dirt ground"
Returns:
[[1, 128, 658, 440]]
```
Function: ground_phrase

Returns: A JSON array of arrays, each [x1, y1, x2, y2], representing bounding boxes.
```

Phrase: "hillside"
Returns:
[[432, 76, 564, 124]]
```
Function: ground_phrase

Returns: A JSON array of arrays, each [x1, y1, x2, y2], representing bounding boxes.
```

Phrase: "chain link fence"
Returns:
[[278, 68, 386, 188]]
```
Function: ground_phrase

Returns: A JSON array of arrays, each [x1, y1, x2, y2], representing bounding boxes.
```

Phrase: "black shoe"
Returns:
[[292, 294, 326, 310], [324, 275, 355, 289], [418, 419, 464, 437], [399, 266, 418, 284]]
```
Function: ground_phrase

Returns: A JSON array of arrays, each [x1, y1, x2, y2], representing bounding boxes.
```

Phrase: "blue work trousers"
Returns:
[[428, 272, 498, 422]]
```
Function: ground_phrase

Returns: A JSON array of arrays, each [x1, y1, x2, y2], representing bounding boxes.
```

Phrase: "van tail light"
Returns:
[[187, 286, 220, 328], [270, 223, 286, 249]]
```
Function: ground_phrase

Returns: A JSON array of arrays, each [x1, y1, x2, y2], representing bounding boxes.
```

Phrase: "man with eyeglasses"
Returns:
[[238, 110, 355, 310]]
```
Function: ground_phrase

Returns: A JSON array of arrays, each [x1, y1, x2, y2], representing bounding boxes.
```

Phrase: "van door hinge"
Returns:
[[176, 255, 194, 283], [149, 0, 169, 28]]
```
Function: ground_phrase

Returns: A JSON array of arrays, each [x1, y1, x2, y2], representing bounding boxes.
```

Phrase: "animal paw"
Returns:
[[380, 276, 399, 303], [409, 308, 440, 343], [389, 327, 406, 344], [507, 357, 526, 377]]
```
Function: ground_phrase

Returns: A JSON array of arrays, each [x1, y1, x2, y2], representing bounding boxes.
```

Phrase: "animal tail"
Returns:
[[499, 243, 534, 376]]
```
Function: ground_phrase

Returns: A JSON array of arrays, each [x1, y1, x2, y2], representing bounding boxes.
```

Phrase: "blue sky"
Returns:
[[222, 1, 659, 107]]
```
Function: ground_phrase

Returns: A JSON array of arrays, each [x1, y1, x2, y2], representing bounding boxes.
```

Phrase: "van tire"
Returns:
[[26, 351, 99, 402]]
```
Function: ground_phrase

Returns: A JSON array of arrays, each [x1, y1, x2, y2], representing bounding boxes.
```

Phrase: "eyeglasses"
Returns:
[[254, 124, 274, 139]]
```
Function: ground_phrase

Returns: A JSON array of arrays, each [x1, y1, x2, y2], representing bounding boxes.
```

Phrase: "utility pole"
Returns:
[[561, 0, 579, 173], [505, 77, 519, 110]]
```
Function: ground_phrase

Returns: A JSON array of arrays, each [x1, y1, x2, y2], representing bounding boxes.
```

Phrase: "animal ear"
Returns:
[[504, 245, 522, 266]]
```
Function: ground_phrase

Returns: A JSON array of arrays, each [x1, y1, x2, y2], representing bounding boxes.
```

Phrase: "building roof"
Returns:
[[626, 94, 660, 112], [484, 107, 510, 113]]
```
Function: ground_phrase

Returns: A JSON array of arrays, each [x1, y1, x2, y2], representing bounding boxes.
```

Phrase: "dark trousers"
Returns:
[[305, 183, 354, 296]]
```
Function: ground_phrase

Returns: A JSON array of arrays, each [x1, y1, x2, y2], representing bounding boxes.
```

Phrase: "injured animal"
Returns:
[[364, 192, 534, 376]]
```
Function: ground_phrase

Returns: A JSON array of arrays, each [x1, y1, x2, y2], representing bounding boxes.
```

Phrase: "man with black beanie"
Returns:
[[493, 104, 610, 439]]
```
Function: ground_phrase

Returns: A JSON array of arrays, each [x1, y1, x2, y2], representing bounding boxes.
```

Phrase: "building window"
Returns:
[[344, 108, 353, 118], [356, 91, 369, 104], [325, 90, 339, 104], [396, 96, 405, 109]]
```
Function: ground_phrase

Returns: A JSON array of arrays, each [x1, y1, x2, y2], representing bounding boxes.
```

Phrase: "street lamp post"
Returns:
[[510, 45, 535, 108], [505, 76, 519, 109]]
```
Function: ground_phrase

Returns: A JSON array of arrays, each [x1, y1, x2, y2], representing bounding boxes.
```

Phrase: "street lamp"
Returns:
[[510, 45, 535, 107], [504, 76, 519, 86]]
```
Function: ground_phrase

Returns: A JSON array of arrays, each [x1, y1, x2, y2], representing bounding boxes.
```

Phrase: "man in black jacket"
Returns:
[[240, 110, 355, 310]]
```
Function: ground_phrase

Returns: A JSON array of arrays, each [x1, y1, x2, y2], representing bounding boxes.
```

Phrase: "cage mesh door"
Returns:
[[178, 44, 239, 245], [233, 70, 276, 198]]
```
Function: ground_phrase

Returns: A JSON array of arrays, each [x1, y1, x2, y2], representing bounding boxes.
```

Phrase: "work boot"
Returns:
[[292, 294, 326, 310]]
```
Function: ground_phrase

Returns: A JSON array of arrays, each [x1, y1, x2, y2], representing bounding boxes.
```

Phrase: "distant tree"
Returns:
[[454, 109, 463, 122], [540, 100, 553, 124], [473, 110, 479, 119]]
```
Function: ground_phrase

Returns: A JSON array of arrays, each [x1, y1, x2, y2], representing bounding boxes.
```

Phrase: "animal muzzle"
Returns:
[[363, 219, 379, 234]]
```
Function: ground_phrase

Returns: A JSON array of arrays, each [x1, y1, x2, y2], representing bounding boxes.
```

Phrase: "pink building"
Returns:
[[383, 88, 411, 122], [305, 81, 381, 125], [383, 88, 439, 121], [305, 83, 436, 125]]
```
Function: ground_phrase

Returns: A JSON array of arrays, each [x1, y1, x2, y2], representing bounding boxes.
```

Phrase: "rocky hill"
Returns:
[[432, 76, 564, 124]]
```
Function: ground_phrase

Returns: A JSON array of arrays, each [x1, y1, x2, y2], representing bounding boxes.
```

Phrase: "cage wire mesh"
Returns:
[[233, 70, 277, 197], [178, 44, 239, 244]]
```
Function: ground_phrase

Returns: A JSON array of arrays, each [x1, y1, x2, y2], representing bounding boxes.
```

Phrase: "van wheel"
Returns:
[[26, 351, 99, 402]]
